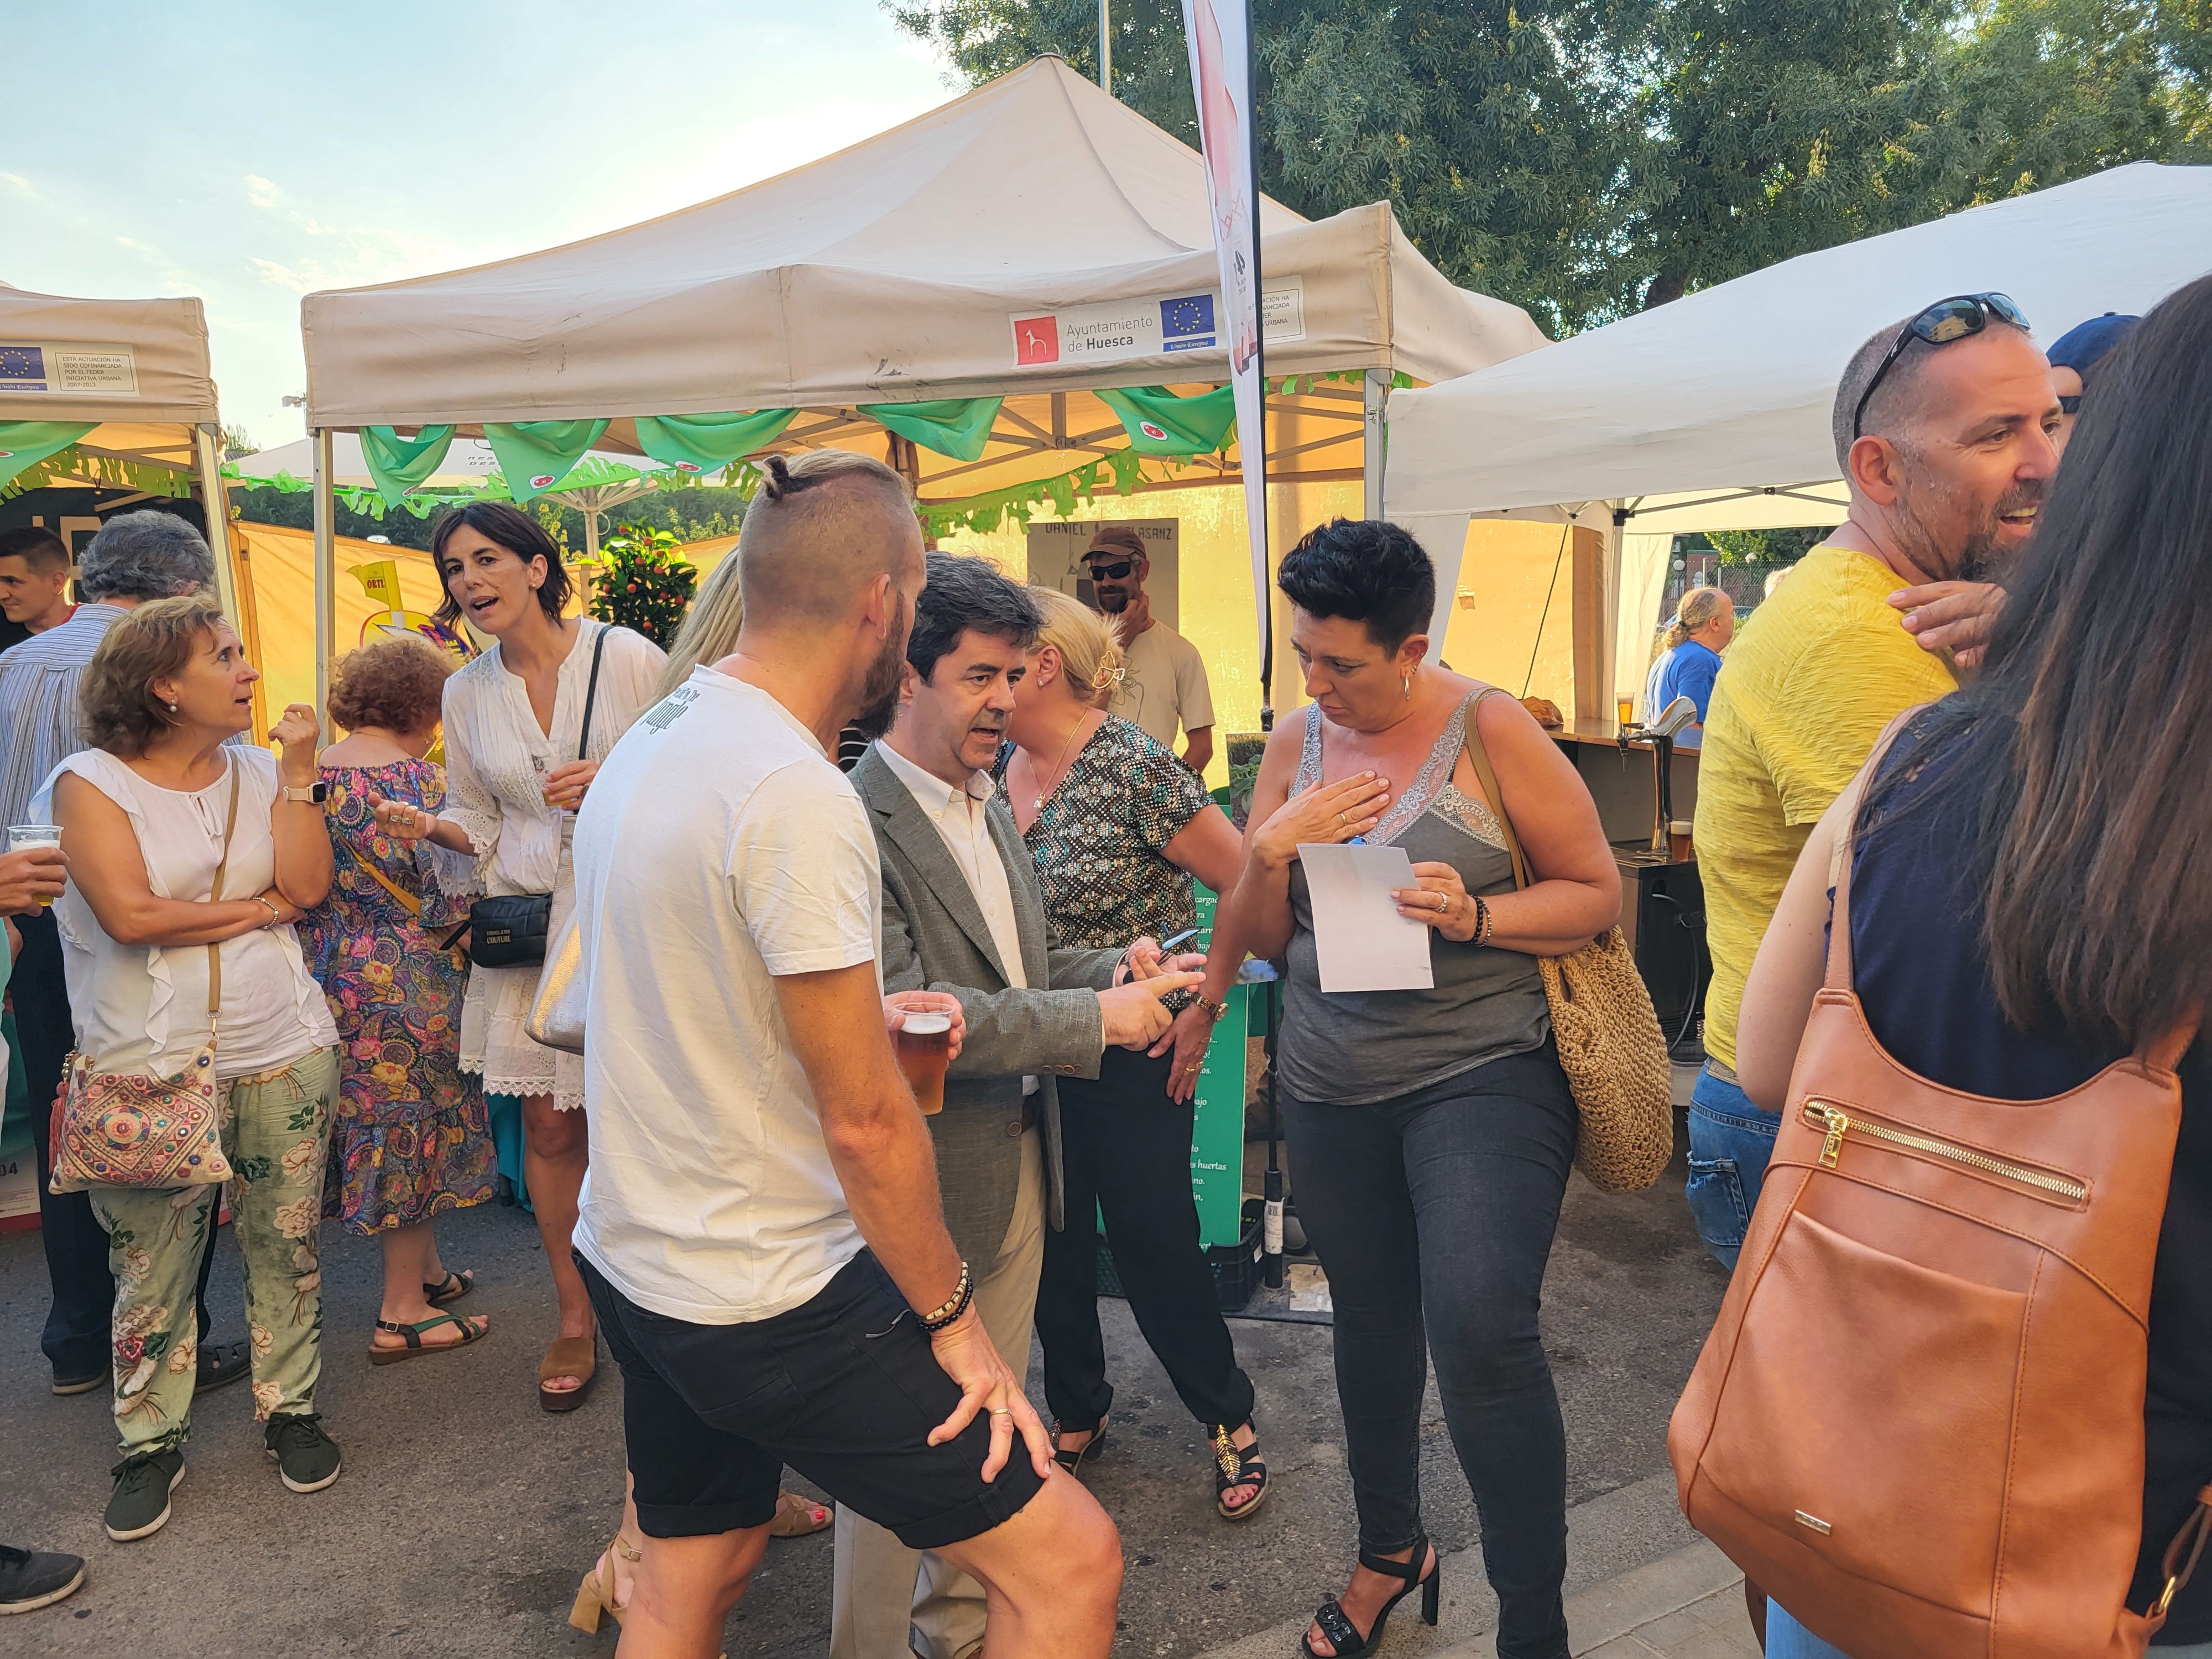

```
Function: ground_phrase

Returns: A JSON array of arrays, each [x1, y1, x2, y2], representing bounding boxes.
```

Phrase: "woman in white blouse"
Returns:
[[40, 596, 343, 1540], [369, 503, 664, 1410]]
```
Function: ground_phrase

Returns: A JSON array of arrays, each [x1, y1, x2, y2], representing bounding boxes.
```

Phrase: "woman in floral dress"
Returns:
[[306, 637, 494, 1363]]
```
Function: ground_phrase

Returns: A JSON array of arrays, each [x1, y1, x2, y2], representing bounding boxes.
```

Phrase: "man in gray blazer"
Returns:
[[831, 555, 1197, 1659]]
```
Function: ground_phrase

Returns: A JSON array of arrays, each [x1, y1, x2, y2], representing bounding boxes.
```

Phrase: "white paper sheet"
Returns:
[[1297, 842, 1436, 993]]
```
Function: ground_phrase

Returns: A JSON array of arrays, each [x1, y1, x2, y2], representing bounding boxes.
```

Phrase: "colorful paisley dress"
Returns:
[[304, 759, 495, 1234]]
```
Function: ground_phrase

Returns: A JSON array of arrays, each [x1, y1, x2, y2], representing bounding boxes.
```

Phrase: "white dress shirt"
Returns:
[[874, 739, 1039, 1094]]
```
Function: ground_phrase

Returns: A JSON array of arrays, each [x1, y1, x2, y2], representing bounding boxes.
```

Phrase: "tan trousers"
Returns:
[[830, 1126, 1045, 1659]]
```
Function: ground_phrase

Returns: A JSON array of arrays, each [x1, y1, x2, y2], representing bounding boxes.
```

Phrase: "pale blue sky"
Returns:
[[1, 1, 957, 446]]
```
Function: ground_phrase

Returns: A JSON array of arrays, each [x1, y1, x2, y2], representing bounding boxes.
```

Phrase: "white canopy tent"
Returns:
[[298, 55, 1547, 711], [1384, 162, 2212, 713], [0, 283, 240, 620]]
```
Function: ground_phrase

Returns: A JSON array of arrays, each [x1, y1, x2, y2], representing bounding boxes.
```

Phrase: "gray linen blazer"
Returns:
[[852, 745, 1121, 1266]]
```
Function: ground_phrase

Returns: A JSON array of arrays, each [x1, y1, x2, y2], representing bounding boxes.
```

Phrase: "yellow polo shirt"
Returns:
[[1695, 545, 1958, 1070]]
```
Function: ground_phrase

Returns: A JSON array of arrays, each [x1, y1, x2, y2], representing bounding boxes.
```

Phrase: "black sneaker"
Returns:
[[103, 1449, 185, 1542], [0, 1545, 86, 1614], [49, 1367, 105, 1397], [263, 1413, 342, 1494]]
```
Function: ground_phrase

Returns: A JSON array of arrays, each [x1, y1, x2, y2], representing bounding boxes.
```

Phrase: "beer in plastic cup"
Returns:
[[1616, 696, 1636, 728], [7, 824, 62, 907], [896, 1011, 954, 1115]]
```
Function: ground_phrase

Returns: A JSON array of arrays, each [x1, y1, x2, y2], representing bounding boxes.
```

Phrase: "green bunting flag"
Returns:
[[0, 421, 96, 490], [633, 410, 796, 476], [358, 425, 457, 508], [1098, 385, 1237, 457], [483, 420, 611, 503], [860, 398, 1004, 463]]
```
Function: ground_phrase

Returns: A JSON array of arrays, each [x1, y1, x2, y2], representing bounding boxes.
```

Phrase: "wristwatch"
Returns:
[[280, 781, 328, 805]]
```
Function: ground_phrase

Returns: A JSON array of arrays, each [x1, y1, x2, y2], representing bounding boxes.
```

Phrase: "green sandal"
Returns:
[[369, 1312, 489, 1366], [424, 1270, 474, 1305]]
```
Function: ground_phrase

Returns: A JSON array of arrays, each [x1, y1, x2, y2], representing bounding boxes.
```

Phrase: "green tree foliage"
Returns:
[[587, 525, 699, 646], [890, 0, 2209, 332]]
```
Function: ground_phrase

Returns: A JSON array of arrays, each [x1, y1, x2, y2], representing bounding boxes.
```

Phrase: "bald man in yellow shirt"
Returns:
[[1687, 294, 2063, 1269]]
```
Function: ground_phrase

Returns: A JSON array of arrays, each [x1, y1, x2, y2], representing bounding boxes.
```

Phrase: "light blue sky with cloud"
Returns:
[[1, 1, 957, 447]]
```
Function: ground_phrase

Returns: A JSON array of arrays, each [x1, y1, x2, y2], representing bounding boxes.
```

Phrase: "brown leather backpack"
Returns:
[[1667, 754, 2207, 1657]]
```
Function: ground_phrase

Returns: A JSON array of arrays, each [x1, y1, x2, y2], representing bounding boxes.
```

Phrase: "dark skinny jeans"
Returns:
[[1283, 1042, 1577, 1659]]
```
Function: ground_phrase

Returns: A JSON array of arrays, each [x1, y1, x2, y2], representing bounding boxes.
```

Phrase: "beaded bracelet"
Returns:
[[1473, 895, 1493, 948], [919, 1262, 974, 1334]]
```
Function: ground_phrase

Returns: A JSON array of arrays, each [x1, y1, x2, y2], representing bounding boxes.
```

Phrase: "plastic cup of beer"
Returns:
[[896, 1011, 954, 1115], [7, 824, 62, 906], [1616, 696, 1636, 728]]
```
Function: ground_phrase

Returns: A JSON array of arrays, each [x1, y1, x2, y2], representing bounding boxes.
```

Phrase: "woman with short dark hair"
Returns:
[[38, 596, 344, 1538], [369, 502, 664, 1411], [1224, 519, 1621, 1659], [305, 636, 495, 1365]]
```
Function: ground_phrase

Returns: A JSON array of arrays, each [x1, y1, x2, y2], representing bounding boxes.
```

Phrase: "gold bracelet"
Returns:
[[1193, 994, 1229, 1024]]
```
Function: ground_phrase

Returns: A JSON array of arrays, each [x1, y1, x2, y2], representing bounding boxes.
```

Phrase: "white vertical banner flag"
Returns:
[[1181, 0, 1272, 715]]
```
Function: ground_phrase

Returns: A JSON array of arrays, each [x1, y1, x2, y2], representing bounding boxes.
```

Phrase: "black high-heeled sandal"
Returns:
[[1211, 1422, 1270, 1521], [1301, 1535, 1442, 1658], [1052, 1415, 1108, 1478]]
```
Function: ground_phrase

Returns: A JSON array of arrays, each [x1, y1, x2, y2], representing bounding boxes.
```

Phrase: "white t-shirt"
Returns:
[[571, 667, 883, 1325], [1107, 620, 1215, 750], [33, 747, 340, 1081]]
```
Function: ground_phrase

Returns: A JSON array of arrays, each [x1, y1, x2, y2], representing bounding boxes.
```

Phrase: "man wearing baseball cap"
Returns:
[[2047, 312, 2142, 453], [1082, 526, 1216, 774]]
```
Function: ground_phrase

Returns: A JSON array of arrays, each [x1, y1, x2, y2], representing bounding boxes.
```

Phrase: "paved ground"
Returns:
[[1, 1110, 1728, 1657]]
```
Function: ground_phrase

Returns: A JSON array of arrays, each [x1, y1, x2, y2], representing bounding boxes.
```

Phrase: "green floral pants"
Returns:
[[90, 1046, 338, 1456]]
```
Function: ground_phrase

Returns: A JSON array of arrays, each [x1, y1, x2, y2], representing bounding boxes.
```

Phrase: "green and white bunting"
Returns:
[[358, 425, 456, 508], [0, 421, 95, 490], [860, 398, 1004, 463], [483, 420, 611, 503], [633, 409, 796, 475], [1098, 385, 1237, 456]]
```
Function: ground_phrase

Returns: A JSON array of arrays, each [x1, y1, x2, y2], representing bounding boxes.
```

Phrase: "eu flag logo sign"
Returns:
[[0, 346, 48, 389], [1160, 295, 1216, 351]]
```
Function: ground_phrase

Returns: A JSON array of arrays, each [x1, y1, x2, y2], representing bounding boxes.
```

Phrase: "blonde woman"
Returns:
[[999, 585, 1269, 1519], [36, 597, 343, 1540], [1641, 586, 1734, 747]]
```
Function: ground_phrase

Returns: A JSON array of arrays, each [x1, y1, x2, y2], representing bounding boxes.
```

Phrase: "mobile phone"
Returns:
[[1158, 927, 1201, 952]]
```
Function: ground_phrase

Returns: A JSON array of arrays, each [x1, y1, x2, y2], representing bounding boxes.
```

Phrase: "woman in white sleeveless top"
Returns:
[[368, 503, 664, 1410], [37, 597, 341, 1542]]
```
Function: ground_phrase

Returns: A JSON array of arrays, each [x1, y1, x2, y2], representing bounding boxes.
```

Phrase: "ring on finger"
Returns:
[[1434, 890, 1448, 912], [988, 1407, 1013, 1417]]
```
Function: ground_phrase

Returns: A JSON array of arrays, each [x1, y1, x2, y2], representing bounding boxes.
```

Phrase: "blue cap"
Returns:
[[2047, 314, 2142, 385]]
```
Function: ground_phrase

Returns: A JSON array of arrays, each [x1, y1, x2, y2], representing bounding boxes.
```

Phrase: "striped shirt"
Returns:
[[0, 602, 129, 828]]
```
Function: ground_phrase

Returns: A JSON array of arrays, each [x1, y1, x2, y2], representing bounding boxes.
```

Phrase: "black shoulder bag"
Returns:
[[457, 624, 612, 969]]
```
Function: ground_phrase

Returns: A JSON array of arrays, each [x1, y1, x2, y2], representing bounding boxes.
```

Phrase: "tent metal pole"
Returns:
[[1098, 0, 1111, 91], [1599, 502, 1626, 725], [192, 422, 242, 626], [1362, 369, 1386, 520], [312, 429, 336, 731]]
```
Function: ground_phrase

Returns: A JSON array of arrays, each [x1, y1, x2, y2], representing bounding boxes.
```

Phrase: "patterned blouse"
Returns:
[[1003, 715, 1211, 951]]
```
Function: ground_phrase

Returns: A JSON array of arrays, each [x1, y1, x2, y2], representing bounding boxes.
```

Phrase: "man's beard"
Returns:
[[1092, 585, 1130, 614], [1893, 462, 2042, 583], [849, 599, 910, 742]]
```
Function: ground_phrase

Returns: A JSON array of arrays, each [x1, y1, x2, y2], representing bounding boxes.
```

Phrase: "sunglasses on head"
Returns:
[[1086, 558, 1138, 580], [1851, 293, 2033, 441]]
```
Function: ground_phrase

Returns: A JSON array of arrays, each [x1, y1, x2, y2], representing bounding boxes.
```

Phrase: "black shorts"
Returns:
[[576, 1249, 1046, 1549]]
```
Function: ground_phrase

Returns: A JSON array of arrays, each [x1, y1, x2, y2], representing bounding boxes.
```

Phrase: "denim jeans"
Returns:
[[1683, 1062, 1781, 1270], [1771, 1602, 2212, 1655], [1282, 1044, 1577, 1659]]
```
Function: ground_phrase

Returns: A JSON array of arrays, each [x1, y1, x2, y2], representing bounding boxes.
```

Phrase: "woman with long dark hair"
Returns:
[[369, 503, 664, 1411], [1735, 272, 2212, 1655]]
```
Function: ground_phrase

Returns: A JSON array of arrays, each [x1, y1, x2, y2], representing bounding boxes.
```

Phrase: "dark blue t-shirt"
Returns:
[[1645, 638, 1722, 748], [1850, 715, 2212, 1641]]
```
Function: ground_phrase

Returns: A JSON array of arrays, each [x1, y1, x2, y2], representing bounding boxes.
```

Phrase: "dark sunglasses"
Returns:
[[1851, 293, 2033, 441], [1085, 558, 1138, 580], [2058, 393, 2083, 415]]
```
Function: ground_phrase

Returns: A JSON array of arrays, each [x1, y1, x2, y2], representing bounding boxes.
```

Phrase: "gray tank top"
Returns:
[[1277, 693, 1551, 1107]]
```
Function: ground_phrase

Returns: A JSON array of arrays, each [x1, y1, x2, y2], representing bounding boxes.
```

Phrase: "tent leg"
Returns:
[[1598, 504, 1626, 724], [1363, 369, 1387, 520], [313, 430, 336, 731], [193, 424, 242, 625]]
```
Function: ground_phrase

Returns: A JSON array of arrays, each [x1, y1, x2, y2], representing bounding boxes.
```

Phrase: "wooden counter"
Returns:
[[1542, 721, 1702, 846]]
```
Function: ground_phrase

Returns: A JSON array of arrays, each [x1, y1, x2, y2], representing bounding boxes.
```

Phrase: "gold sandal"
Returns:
[[769, 1490, 832, 1537], [568, 1533, 638, 1634]]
